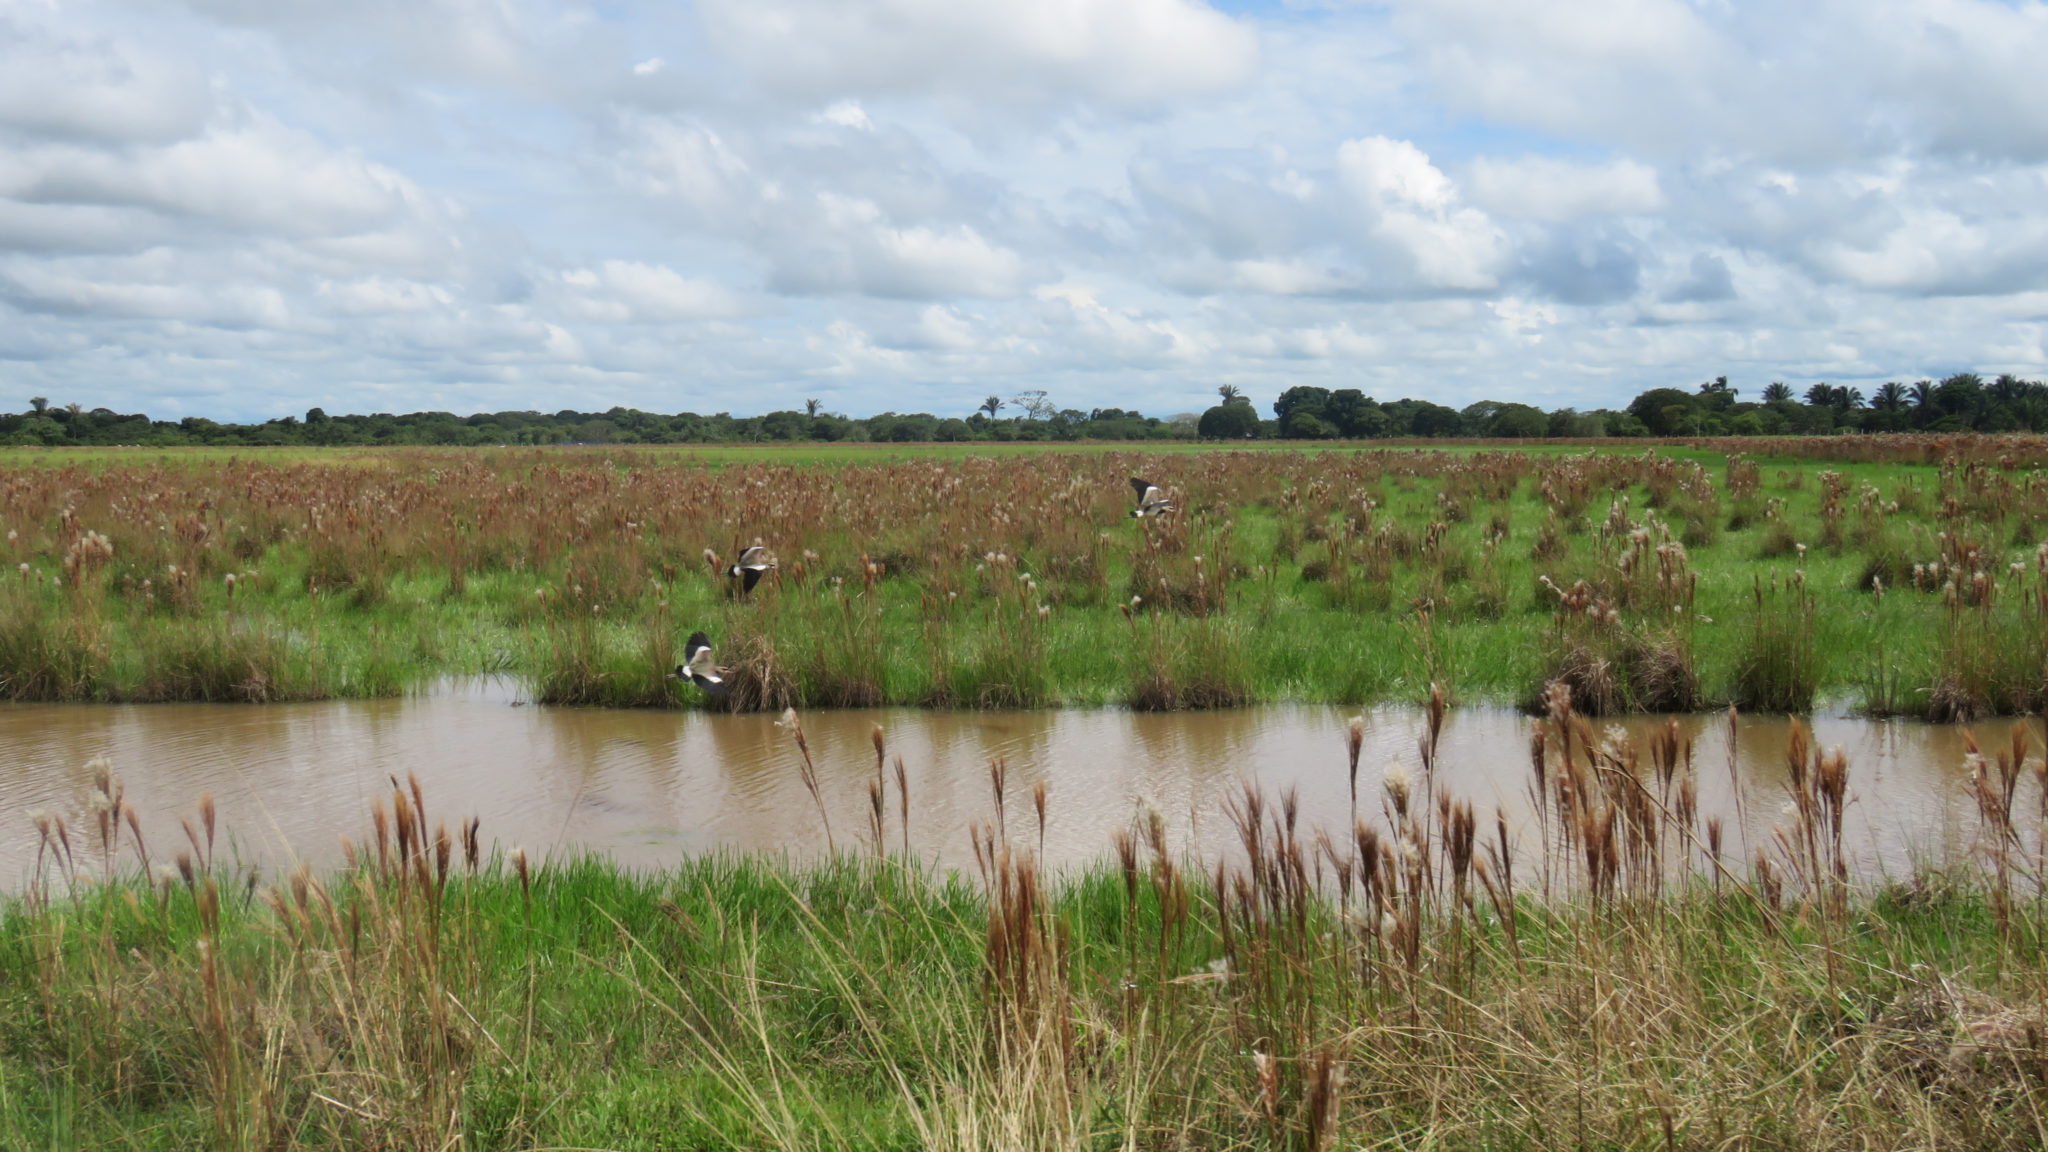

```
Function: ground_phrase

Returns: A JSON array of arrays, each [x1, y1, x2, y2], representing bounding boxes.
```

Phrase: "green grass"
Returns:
[[0, 439, 2043, 716], [5, 720, 2047, 1151]]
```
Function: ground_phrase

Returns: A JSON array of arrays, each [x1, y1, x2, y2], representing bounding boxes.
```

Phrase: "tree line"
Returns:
[[5, 372, 2044, 448]]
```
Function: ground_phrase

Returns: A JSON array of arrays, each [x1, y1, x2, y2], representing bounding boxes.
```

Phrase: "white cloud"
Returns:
[[317, 276, 455, 316], [2, 0, 2046, 421], [816, 101, 873, 132], [697, 0, 1259, 107], [555, 260, 743, 322], [1337, 136, 1507, 290], [1232, 258, 1346, 296], [913, 304, 978, 349], [1466, 157, 1665, 222], [0, 14, 214, 144]]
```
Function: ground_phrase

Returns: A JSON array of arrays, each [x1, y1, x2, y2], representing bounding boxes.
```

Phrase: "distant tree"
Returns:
[[1459, 400, 1503, 428], [1217, 384, 1245, 404], [805, 398, 822, 417], [761, 410, 811, 440], [1324, 389, 1385, 438], [1908, 379, 1936, 409], [12, 416, 63, 445], [1989, 374, 2029, 407], [979, 396, 1004, 418], [1488, 403, 1549, 438], [1871, 382, 1907, 411], [1398, 400, 1465, 437], [1011, 390, 1054, 420], [1547, 408, 1606, 437], [1760, 382, 1794, 404], [1934, 373, 1985, 420], [1289, 412, 1338, 439], [1273, 385, 1333, 438], [28, 397, 48, 414], [1627, 387, 1696, 436], [1197, 402, 1259, 439]]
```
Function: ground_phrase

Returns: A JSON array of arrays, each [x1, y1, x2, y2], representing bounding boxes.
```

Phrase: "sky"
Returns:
[[3, 0, 2048, 423]]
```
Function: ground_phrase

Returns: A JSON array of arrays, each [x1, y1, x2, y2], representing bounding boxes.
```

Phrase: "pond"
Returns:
[[1, 680, 2037, 887]]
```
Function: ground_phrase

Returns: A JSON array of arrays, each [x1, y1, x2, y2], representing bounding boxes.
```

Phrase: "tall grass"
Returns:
[[6, 708, 2047, 1148], [1, 440, 2046, 712], [1926, 546, 2048, 721], [1733, 571, 1822, 712]]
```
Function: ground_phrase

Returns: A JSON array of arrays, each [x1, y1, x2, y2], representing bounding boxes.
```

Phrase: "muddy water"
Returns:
[[1, 681, 2038, 888]]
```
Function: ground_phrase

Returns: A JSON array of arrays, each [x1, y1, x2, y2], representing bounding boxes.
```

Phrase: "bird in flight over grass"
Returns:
[[1129, 477, 1174, 518], [727, 541, 776, 594], [670, 631, 729, 697]]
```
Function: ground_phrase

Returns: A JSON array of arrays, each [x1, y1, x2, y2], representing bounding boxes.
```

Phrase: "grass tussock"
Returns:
[[0, 594, 108, 700], [1123, 613, 1256, 710], [1926, 550, 2048, 722], [1735, 572, 1822, 712], [1533, 576, 1700, 714], [8, 710, 2048, 1149], [124, 618, 312, 703]]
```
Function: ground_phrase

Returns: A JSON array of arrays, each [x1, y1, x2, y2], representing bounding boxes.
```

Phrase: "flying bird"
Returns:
[[669, 631, 729, 698], [1129, 477, 1174, 518], [726, 541, 777, 594]]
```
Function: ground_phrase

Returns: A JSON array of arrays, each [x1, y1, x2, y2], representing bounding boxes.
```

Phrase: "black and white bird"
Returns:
[[726, 542, 777, 594], [669, 631, 729, 697], [1129, 477, 1174, 518]]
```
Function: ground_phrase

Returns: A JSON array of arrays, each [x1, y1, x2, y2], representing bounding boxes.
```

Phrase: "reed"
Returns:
[[1733, 571, 1822, 712]]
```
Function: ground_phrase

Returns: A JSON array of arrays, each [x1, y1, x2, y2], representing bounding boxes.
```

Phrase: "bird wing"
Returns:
[[1129, 477, 1154, 502], [684, 632, 718, 678], [737, 544, 766, 568]]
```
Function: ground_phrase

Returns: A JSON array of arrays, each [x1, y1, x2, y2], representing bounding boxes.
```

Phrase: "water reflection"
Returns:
[[0, 682, 2036, 889]]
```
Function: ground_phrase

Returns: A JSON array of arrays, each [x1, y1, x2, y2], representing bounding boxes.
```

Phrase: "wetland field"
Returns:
[[2, 436, 2048, 1149], [1, 434, 2046, 718]]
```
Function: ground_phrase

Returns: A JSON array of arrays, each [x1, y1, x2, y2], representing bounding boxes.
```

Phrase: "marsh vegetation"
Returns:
[[4, 699, 2045, 1148], [1, 435, 2045, 717]]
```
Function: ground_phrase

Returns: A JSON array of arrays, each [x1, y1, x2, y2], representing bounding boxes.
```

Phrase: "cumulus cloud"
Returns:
[[1336, 136, 1506, 291], [1, 0, 2045, 420]]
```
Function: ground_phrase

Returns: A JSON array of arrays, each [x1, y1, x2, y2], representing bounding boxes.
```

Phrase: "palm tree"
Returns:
[[979, 396, 1004, 419], [1217, 385, 1244, 404], [1761, 382, 1793, 404], [28, 397, 47, 414], [1989, 374, 2028, 406], [1804, 383, 1837, 407], [1872, 382, 1907, 411], [804, 398, 821, 417], [1908, 379, 1935, 409]]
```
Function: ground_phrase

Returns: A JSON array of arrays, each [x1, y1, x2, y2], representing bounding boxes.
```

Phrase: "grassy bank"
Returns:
[[0, 436, 2045, 715], [4, 704, 2046, 1149]]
